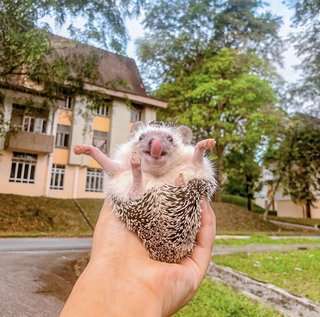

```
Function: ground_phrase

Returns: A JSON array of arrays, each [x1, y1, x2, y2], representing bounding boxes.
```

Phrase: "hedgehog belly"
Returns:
[[111, 178, 215, 263]]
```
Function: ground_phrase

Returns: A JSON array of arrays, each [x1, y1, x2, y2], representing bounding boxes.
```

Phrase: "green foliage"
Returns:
[[0, 0, 146, 132], [214, 249, 320, 302], [279, 114, 320, 213], [155, 48, 281, 201], [284, 0, 320, 116], [175, 278, 282, 317], [138, 0, 283, 85]]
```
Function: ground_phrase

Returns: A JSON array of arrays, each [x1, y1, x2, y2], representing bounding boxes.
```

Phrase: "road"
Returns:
[[1, 237, 319, 317], [0, 238, 92, 317], [0, 237, 92, 252]]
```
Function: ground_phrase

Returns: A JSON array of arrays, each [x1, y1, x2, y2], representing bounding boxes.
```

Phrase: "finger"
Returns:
[[182, 201, 216, 280]]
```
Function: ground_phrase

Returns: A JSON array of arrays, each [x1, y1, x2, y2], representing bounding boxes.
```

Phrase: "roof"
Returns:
[[51, 34, 147, 96], [1, 34, 167, 108]]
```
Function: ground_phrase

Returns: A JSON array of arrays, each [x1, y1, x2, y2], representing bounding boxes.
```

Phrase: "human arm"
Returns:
[[59, 199, 216, 317]]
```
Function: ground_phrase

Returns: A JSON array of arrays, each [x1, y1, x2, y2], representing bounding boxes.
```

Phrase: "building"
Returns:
[[255, 168, 320, 219], [0, 35, 166, 199]]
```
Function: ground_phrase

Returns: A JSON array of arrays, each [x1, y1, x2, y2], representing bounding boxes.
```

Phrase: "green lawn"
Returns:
[[215, 234, 320, 246], [214, 249, 320, 302], [175, 278, 283, 317]]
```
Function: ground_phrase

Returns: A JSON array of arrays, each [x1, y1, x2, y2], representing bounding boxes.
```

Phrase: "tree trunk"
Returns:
[[263, 176, 282, 221], [306, 202, 312, 218], [247, 194, 253, 211]]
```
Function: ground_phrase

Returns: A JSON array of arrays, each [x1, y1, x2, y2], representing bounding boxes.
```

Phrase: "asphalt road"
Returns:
[[0, 238, 92, 317], [0, 250, 89, 317], [0, 237, 92, 252]]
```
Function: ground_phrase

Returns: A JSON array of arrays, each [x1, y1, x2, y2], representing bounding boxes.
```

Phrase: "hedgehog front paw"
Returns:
[[131, 152, 141, 168], [196, 139, 216, 150], [73, 145, 93, 155]]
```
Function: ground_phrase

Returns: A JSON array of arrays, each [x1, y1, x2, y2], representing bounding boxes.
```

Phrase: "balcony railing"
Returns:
[[6, 131, 54, 154]]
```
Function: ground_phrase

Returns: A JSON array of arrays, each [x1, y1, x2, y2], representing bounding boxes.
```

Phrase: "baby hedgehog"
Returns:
[[74, 121, 217, 263]]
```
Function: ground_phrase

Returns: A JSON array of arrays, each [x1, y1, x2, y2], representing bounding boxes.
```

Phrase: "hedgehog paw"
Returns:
[[196, 139, 216, 150], [73, 145, 93, 155]]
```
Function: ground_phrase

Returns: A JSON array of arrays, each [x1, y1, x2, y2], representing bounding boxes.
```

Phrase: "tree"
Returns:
[[279, 114, 320, 218], [284, 0, 320, 117], [264, 113, 320, 219], [155, 49, 281, 201], [224, 146, 263, 211], [0, 0, 145, 135], [137, 0, 283, 87]]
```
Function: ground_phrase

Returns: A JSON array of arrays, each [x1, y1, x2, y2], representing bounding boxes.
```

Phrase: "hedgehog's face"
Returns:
[[134, 129, 179, 174]]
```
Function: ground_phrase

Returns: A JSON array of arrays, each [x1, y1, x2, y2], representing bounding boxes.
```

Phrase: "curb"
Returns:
[[208, 263, 320, 317]]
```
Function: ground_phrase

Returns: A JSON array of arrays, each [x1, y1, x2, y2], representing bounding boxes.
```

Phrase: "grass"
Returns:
[[213, 202, 291, 234], [0, 193, 317, 236], [174, 278, 283, 317], [268, 216, 320, 226], [0, 194, 95, 236], [214, 249, 320, 303], [76, 198, 104, 224], [221, 194, 265, 213], [215, 234, 320, 246]]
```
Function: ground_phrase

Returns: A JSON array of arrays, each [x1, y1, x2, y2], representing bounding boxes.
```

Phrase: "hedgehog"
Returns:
[[74, 121, 217, 263]]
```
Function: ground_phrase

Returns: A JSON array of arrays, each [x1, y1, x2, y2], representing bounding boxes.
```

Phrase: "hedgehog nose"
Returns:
[[150, 138, 162, 158]]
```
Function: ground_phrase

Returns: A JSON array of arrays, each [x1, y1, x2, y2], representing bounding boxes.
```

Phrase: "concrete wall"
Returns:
[[276, 200, 304, 218]]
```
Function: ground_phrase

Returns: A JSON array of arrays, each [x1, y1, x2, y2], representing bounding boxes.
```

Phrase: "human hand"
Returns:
[[60, 199, 216, 317]]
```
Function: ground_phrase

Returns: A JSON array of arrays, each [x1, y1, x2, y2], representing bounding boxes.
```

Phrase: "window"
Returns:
[[50, 164, 65, 190], [64, 96, 73, 110], [86, 168, 104, 192], [9, 152, 37, 184], [11, 104, 47, 133], [23, 116, 47, 134], [93, 104, 109, 116], [130, 104, 143, 122], [92, 130, 108, 154], [55, 125, 70, 148]]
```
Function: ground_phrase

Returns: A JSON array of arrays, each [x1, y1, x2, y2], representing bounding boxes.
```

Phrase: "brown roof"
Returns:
[[51, 34, 147, 96]]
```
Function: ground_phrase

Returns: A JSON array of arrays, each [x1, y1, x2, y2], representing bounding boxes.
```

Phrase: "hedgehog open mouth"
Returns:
[[144, 151, 167, 158]]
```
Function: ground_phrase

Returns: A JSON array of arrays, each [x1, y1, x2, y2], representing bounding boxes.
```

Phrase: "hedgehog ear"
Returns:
[[129, 121, 145, 140], [176, 125, 193, 144]]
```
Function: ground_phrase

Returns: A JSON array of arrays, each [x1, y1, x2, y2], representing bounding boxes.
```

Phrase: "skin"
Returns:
[[59, 199, 216, 317]]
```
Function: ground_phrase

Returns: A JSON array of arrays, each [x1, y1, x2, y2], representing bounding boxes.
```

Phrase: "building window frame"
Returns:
[[86, 168, 104, 192], [55, 125, 70, 148], [22, 116, 47, 134], [50, 164, 65, 190], [9, 152, 37, 184], [130, 104, 143, 122], [93, 104, 110, 117]]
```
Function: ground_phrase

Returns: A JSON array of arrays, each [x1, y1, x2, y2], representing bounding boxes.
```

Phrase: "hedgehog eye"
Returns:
[[167, 136, 173, 143], [139, 134, 145, 141]]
